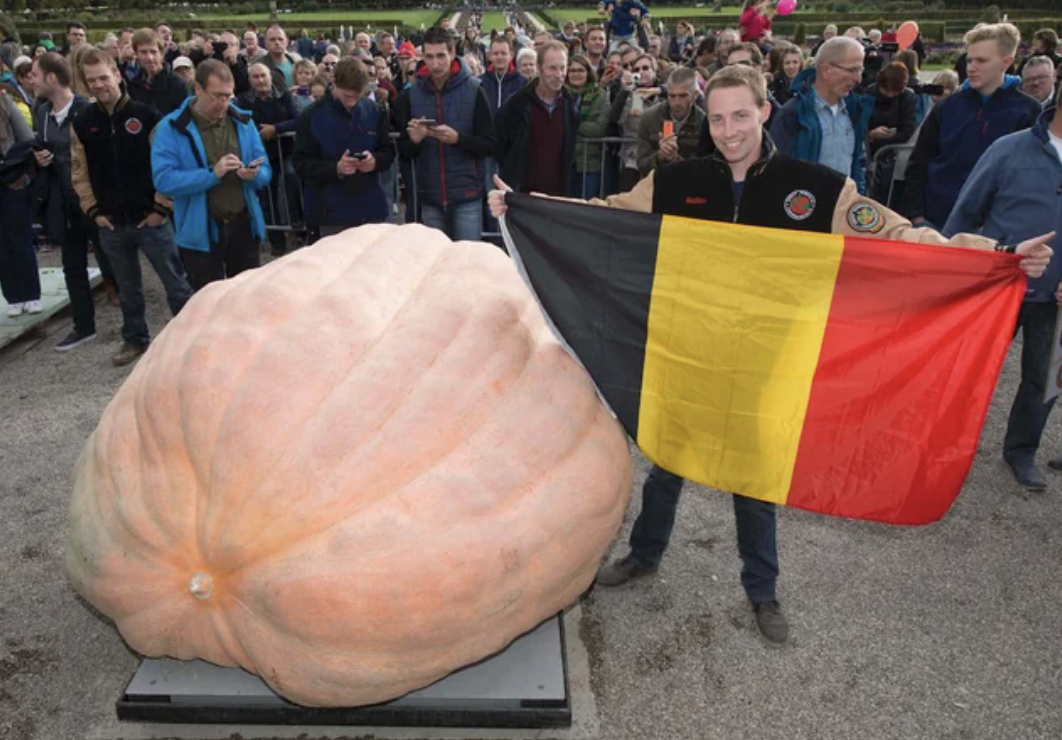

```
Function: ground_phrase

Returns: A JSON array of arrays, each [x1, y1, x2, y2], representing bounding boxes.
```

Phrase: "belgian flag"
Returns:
[[501, 193, 1027, 525]]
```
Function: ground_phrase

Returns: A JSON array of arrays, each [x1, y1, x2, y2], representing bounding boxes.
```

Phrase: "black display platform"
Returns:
[[116, 614, 570, 729]]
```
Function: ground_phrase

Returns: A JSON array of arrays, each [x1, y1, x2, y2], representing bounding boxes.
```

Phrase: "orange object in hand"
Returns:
[[662, 120, 674, 138]]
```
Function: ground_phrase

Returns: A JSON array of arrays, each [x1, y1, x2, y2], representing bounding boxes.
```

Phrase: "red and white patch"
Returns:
[[125, 117, 143, 135]]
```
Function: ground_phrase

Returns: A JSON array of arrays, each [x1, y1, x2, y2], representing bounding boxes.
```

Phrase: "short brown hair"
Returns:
[[705, 64, 768, 108], [195, 58, 233, 89], [876, 61, 909, 94], [80, 47, 117, 72], [132, 28, 161, 53], [36, 52, 72, 87], [333, 57, 370, 92], [1033, 28, 1059, 54], [728, 42, 763, 67], [537, 40, 568, 71]]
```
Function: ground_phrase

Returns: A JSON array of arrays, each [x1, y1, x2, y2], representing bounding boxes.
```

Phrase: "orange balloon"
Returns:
[[897, 20, 919, 50]]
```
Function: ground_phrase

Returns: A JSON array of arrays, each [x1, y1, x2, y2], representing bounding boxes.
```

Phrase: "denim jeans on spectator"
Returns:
[[0, 186, 41, 305], [421, 200, 483, 242], [60, 198, 95, 336], [570, 169, 602, 200], [1003, 301, 1058, 467], [97, 221, 192, 347], [629, 464, 779, 604]]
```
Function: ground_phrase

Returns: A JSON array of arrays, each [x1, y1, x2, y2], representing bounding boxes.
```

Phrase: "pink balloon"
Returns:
[[897, 20, 919, 50], [776, 0, 797, 16]]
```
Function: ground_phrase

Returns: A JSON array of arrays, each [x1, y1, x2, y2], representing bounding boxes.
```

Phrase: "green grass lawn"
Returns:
[[198, 9, 445, 27], [479, 11, 510, 32]]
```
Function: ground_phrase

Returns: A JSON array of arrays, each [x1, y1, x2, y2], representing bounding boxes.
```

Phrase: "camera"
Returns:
[[631, 73, 641, 83]]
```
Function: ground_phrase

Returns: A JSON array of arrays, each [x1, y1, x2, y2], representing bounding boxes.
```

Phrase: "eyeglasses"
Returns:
[[635, 65, 654, 73], [830, 63, 864, 77], [322, 62, 337, 68]]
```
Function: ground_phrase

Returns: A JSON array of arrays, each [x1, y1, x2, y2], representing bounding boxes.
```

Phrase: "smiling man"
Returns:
[[497, 40, 580, 197], [489, 64, 1054, 646], [770, 36, 874, 193], [127, 27, 190, 116], [903, 23, 1042, 229]]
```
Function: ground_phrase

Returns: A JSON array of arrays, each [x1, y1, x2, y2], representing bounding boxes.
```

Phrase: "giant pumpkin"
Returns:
[[65, 224, 632, 707]]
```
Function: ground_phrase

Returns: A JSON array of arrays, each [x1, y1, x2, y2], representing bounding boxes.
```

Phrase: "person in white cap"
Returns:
[[172, 56, 194, 87]]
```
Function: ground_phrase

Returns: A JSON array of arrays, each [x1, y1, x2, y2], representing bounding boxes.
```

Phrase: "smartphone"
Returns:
[[296, 86, 309, 95], [246, 156, 266, 168], [351, 152, 369, 160], [419, 118, 438, 127], [662, 121, 674, 138]]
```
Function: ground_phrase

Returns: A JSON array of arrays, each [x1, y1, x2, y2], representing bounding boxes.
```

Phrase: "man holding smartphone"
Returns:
[[152, 59, 273, 291], [293, 57, 393, 239]]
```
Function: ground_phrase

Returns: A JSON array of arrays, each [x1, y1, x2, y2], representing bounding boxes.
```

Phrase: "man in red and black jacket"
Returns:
[[71, 48, 192, 367]]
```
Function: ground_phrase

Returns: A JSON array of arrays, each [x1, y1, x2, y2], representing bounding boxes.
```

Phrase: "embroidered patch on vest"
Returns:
[[685, 196, 707, 205], [847, 203, 885, 233], [125, 118, 143, 135], [784, 190, 816, 221]]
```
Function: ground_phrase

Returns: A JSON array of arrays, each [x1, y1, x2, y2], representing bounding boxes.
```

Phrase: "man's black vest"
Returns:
[[652, 148, 846, 234], [72, 97, 160, 223]]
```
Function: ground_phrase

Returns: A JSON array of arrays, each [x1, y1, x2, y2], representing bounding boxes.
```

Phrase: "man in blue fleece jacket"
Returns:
[[904, 23, 1042, 229], [944, 93, 1062, 490]]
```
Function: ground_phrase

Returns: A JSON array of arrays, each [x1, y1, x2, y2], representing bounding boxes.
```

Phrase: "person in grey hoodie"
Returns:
[[944, 95, 1062, 491]]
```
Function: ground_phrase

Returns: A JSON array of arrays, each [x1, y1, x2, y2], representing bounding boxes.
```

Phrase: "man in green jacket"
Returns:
[[637, 66, 705, 177]]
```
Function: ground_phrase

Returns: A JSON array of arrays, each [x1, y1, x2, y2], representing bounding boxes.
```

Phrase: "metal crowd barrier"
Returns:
[[868, 143, 916, 212], [261, 132, 639, 242]]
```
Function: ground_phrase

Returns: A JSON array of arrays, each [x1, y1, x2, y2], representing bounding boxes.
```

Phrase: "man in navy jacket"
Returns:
[[944, 96, 1062, 490], [293, 57, 393, 240], [904, 23, 1042, 229]]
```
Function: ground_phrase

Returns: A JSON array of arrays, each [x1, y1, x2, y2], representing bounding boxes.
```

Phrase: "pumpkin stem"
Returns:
[[189, 573, 215, 600]]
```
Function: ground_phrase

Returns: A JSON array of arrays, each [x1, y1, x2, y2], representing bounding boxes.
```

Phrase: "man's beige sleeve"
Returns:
[[70, 128, 97, 216], [537, 170, 655, 213], [832, 178, 996, 250]]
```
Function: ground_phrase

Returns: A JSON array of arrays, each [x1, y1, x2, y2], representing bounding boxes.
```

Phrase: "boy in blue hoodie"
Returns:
[[944, 91, 1062, 491], [904, 23, 1042, 229]]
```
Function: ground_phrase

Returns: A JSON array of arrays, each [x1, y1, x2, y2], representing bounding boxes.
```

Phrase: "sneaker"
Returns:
[[752, 600, 789, 646], [25, 299, 43, 314], [112, 342, 147, 367], [55, 329, 97, 351], [594, 553, 658, 588], [6, 302, 24, 318], [1006, 460, 1047, 491]]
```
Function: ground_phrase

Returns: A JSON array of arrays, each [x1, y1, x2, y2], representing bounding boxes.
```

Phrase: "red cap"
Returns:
[[397, 41, 417, 59]]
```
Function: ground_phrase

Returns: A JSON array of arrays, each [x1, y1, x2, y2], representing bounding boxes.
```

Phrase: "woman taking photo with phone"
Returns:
[[867, 62, 918, 206]]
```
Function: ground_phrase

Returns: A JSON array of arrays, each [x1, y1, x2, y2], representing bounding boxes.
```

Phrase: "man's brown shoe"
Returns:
[[112, 342, 147, 367]]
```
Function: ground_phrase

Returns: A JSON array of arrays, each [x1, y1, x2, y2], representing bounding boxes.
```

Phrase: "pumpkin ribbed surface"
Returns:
[[64, 224, 632, 707]]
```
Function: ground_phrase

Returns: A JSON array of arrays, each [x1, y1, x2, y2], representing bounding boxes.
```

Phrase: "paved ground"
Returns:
[[2, 248, 1061, 740]]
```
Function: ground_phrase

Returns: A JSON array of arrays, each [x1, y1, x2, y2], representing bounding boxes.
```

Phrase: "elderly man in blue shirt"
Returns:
[[770, 37, 874, 193]]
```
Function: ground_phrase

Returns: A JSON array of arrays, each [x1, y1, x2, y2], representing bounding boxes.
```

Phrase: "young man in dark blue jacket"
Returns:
[[944, 95, 1062, 491], [127, 28, 190, 117], [394, 26, 495, 242], [903, 23, 1042, 230], [479, 35, 526, 232], [293, 57, 393, 240]]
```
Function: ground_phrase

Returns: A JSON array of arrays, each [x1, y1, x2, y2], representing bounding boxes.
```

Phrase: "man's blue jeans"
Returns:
[[97, 222, 192, 347], [629, 465, 779, 604], [421, 200, 483, 242], [1003, 301, 1058, 467]]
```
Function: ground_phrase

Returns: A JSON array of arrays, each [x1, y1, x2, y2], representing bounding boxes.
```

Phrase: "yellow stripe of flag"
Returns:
[[637, 216, 847, 504]]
